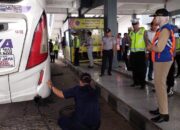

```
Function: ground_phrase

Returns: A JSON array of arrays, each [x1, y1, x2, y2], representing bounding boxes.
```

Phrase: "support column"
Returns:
[[104, 0, 117, 36], [104, 0, 118, 68], [78, 8, 84, 18]]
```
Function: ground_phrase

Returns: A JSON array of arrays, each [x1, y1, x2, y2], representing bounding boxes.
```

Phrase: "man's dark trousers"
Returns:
[[74, 48, 79, 66], [130, 52, 146, 86], [101, 49, 113, 75]]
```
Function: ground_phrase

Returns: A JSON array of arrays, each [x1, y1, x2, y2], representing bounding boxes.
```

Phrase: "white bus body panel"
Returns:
[[0, 76, 11, 104], [9, 60, 50, 102], [0, 0, 50, 104]]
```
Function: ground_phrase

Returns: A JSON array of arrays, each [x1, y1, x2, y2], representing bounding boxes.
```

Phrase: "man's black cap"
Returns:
[[150, 8, 170, 17], [105, 28, 111, 33]]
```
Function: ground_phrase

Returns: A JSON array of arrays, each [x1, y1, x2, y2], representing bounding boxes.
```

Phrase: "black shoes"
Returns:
[[151, 114, 169, 123], [149, 109, 169, 123], [108, 72, 112, 76], [175, 74, 180, 78], [130, 83, 136, 87], [140, 85, 145, 89], [148, 77, 153, 81], [149, 108, 160, 115], [167, 87, 174, 97], [99, 74, 104, 77], [88, 66, 94, 69]]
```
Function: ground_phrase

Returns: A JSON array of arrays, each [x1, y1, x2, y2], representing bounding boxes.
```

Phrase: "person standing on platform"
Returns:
[[100, 28, 116, 76], [73, 33, 80, 66], [122, 33, 130, 70], [166, 26, 179, 96], [116, 33, 122, 66], [53, 41, 60, 60], [61, 37, 66, 57], [175, 28, 180, 78], [166, 61, 175, 97], [147, 21, 158, 81], [84, 31, 94, 68], [147, 8, 176, 123], [129, 18, 148, 89], [49, 39, 55, 63]]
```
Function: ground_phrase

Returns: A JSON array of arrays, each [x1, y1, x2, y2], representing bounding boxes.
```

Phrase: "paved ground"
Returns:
[[0, 60, 136, 130]]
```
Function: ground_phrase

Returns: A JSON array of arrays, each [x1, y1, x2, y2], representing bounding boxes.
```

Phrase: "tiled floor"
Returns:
[[98, 61, 180, 95], [73, 63, 180, 130]]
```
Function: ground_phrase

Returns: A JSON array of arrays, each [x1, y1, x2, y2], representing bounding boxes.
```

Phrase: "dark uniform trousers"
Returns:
[[59, 115, 100, 130], [147, 52, 153, 79], [130, 51, 146, 86], [101, 49, 113, 74], [166, 61, 175, 92], [74, 48, 79, 66], [175, 54, 180, 76]]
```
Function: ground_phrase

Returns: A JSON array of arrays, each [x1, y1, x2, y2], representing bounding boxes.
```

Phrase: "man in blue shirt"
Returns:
[[47, 73, 100, 130]]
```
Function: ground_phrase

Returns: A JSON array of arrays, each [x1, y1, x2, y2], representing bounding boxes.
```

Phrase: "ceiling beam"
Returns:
[[87, 9, 103, 14], [171, 9, 180, 16], [117, 0, 164, 4], [47, 4, 73, 9], [46, 7, 68, 14], [80, 0, 104, 15], [46, 0, 74, 4]]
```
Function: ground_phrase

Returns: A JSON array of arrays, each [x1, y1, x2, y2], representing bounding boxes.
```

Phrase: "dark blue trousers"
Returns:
[[58, 115, 99, 130]]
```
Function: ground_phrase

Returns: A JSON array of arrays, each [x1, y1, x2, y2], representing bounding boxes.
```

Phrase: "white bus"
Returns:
[[0, 0, 51, 104]]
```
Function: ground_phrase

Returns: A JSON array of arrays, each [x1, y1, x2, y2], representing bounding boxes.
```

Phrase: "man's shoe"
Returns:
[[140, 85, 145, 89], [149, 108, 160, 115], [151, 88, 156, 92], [108, 72, 112, 76], [88, 66, 94, 68], [99, 74, 104, 77], [167, 88, 174, 97], [175, 74, 179, 78], [151, 114, 169, 123], [130, 83, 136, 87], [148, 77, 153, 81]]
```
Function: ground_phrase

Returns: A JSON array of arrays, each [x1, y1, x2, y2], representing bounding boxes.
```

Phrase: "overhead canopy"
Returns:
[[46, 0, 180, 39]]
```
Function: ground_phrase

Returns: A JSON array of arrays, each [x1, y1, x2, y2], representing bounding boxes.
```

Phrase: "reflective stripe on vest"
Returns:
[[151, 27, 175, 62], [74, 37, 80, 48], [129, 27, 146, 52]]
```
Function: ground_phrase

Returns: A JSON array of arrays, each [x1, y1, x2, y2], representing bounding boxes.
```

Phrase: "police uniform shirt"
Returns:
[[102, 36, 116, 50], [62, 85, 100, 126], [86, 37, 93, 49]]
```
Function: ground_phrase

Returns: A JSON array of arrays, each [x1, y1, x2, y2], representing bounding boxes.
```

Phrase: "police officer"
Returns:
[[129, 18, 148, 89], [53, 41, 59, 59], [100, 28, 116, 76], [73, 33, 80, 66]]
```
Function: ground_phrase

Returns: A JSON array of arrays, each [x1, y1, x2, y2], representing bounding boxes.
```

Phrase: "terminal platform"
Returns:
[[67, 61, 180, 130]]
